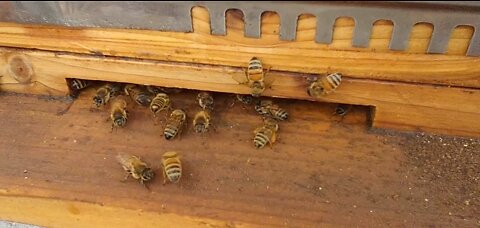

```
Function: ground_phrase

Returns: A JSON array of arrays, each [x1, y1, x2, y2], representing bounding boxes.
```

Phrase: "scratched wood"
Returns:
[[1, 47, 479, 137], [0, 7, 478, 87], [0, 90, 476, 227]]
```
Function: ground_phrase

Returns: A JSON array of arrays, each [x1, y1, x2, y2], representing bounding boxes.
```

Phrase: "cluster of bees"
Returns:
[[64, 57, 350, 188]]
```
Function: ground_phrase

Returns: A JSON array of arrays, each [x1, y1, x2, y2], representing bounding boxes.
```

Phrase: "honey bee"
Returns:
[[150, 93, 171, 117], [233, 57, 274, 97], [254, 100, 289, 121], [124, 84, 153, 107], [164, 109, 187, 140], [110, 96, 128, 131], [193, 110, 211, 134], [161, 151, 182, 184], [146, 85, 164, 95], [92, 83, 123, 108], [253, 118, 279, 149], [197, 92, 214, 110], [307, 73, 342, 97], [116, 153, 155, 188], [66, 78, 91, 99], [334, 104, 352, 117]]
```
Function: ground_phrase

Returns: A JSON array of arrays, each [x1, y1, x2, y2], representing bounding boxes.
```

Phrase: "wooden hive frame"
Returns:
[[0, 7, 479, 137]]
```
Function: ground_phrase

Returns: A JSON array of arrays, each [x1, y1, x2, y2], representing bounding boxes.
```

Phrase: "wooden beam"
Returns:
[[0, 7, 478, 87], [1, 47, 479, 137]]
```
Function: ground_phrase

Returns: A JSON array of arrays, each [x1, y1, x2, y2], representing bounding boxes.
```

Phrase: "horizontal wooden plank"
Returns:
[[0, 47, 479, 137], [0, 7, 478, 87], [0, 91, 477, 227]]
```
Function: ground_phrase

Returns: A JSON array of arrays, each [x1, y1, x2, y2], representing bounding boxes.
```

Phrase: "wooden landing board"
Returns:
[[1, 47, 479, 137], [0, 7, 479, 87], [0, 91, 477, 227]]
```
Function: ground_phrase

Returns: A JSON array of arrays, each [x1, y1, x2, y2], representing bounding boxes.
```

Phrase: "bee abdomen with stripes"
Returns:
[[307, 72, 342, 97], [162, 151, 182, 184], [163, 109, 186, 140]]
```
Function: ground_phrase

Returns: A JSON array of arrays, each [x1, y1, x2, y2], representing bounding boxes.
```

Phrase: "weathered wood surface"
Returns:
[[0, 90, 477, 227], [1, 47, 479, 137], [0, 8, 478, 87]]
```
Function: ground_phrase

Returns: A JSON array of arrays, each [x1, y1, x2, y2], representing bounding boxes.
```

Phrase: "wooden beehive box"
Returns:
[[0, 3, 479, 228]]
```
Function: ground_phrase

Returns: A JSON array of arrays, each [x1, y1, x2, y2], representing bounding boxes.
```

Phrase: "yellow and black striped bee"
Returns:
[[253, 117, 279, 149], [161, 151, 182, 184], [110, 96, 128, 131], [254, 100, 289, 121], [124, 84, 153, 107], [116, 153, 155, 188], [307, 73, 342, 97], [193, 110, 211, 134], [66, 78, 90, 99], [92, 83, 123, 108], [150, 93, 171, 117], [197, 92, 214, 110], [233, 57, 273, 97], [164, 109, 187, 140]]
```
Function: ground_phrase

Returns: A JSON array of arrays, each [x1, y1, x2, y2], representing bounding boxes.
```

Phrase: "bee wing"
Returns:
[[264, 75, 276, 89], [232, 72, 248, 85], [116, 153, 133, 166]]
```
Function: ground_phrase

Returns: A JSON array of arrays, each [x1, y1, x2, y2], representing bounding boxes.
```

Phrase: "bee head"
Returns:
[[164, 134, 173, 140], [141, 168, 155, 181], [150, 104, 160, 113], [307, 82, 324, 97], [194, 123, 207, 133], [93, 96, 104, 107], [114, 114, 127, 127]]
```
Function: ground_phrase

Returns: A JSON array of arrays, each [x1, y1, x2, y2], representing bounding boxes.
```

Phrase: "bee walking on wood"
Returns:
[[307, 73, 342, 97], [233, 57, 273, 97], [150, 93, 171, 117], [193, 110, 212, 134], [161, 151, 182, 184], [66, 78, 91, 99], [230, 94, 258, 107], [255, 100, 289, 121], [124, 84, 153, 107], [92, 83, 123, 108], [116, 153, 155, 188], [253, 117, 279, 149], [197, 92, 214, 110], [164, 109, 187, 140], [110, 96, 128, 131]]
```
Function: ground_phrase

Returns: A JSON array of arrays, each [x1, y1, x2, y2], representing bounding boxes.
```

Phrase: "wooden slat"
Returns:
[[0, 91, 476, 227], [0, 47, 479, 137], [0, 7, 478, 87]]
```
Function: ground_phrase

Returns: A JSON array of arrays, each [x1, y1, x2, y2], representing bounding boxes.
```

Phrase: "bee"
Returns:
[[193, 110, 211, 134], [116, 153, 155, 188], [161, 151, 182, 184], [253, 119, 279, 149], [254, 100, 289, 121], [334, 104, 352, 117], [164, 109, 187, 140], [307, 73, 342, 97], [92, 83, 123, 108], [146, 85, 164, 95], [150, 93, 171, 117], [233, 57, 273, 97], [110, 96, 128, 131], [124, 84, 153, 107], [197, 92, 214, 110], [237, 94, 256, 105], [66, 78, 90, 99]]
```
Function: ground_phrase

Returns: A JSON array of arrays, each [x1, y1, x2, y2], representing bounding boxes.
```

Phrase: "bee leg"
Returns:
[[162, 170, 167, 185], [121, 172, 131, 182]]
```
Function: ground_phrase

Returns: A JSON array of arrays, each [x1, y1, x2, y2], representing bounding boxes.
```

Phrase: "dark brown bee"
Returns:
[[164, 109, 187, 140], [92, 83, 123, 108], [334, 104, 352, 116], [162, 151, 182, 184], [110, 96, 128, 131], [193, 110, 211, 134], [124, 84, 153, 107], [197, 92, 214, 110], [116, 153, 155, 188], [307, 73, 342, 97], [237, 94, 256, 105], [255, 100, 288, 121]]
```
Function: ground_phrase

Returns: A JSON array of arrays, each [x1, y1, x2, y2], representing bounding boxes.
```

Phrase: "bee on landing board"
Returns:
[[197, 92, 214, 110], [124, 84, 153, 107], [254, 100, 289, 121], [150, 93, 171, 117], [92, 83, 123, 108], [164, 109, 187, 140], [66, 78, 91, 99], [161, 151, 182, 184], [233, 57, 274, 97], [193, 110, 212, 134], [110, 96, 128, 131], [253, 117, 279, 149], [307, 73, 342, 97], [116, 153, 155, 188]]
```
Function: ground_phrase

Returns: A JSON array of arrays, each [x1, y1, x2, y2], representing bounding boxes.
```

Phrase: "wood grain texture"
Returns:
[[0, 91, 476, 227], [1, 47, 479, 137], [0, 7, 478, 87]]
